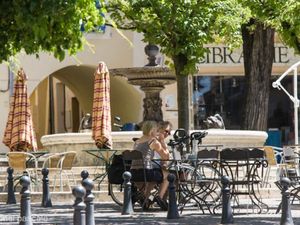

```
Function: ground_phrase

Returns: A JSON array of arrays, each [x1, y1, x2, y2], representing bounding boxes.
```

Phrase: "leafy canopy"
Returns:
[[275, 0, 300, 53], [107, 0, 250, 75], [0, 0, 105, 63], [238, 0, 300, 53]]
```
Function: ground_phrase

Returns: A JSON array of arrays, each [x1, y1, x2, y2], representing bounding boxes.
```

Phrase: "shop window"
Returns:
[[193, 75, 295, 140], [193, 76, 245, 129]]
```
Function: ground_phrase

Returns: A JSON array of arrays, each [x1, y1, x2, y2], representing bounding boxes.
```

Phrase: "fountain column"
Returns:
[[141, 86, 163, 121]]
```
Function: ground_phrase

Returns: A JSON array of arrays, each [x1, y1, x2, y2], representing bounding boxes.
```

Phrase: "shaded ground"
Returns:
[[0, 200, 299, 225]]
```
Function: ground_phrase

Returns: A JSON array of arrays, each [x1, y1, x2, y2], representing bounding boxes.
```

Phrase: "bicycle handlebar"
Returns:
[[190, 131, 208, 140], [168, 129, 189, 148], [167, 139, 188, 148], [168, 129, 208, 148]]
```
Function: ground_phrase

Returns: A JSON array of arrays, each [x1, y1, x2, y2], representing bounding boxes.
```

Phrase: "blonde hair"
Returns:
[[141, 121, 157, 135]]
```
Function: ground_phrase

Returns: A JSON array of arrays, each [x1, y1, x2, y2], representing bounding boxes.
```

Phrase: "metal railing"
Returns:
[[272, 61, 300, 145]]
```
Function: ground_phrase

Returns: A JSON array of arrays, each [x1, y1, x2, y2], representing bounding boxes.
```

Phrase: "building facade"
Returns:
[[0, 28, 299, 152]]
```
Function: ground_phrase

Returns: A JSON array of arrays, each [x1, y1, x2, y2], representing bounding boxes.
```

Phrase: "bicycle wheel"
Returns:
[[108, 183, 124, 206]]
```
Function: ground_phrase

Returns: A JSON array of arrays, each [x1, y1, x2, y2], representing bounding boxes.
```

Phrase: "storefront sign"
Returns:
[[198, 45, 298, 65]]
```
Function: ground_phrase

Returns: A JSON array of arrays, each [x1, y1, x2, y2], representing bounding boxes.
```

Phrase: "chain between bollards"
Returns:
[[280, 177, 294, 225], [73, 186, 86, 225], [19, 176, 32, 225], [122, 171, 133, 215], [82, 171, 95, 225], [221, 175, 233, 224], [167, 173, 179, 219], [7, 167, 16, 204], [41, 168, 52, 207]]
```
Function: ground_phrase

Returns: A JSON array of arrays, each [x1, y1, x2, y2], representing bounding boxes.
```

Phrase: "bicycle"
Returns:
[[168, 129, 221, 214], [108, 129, 185, 207], [109, 128, 221, 212]]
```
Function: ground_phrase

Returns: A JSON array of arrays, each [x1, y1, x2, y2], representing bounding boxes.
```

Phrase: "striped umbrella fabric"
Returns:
[[92, 62, 112, 149], [3, 69, 37, 152]]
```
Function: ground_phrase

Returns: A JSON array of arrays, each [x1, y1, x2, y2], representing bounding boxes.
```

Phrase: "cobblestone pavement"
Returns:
[[0, 199, 300, 225]]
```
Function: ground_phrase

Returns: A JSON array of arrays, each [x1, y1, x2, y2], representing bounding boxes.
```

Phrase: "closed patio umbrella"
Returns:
[[92, 62, 112, 149], [3, 69, 37, 152]]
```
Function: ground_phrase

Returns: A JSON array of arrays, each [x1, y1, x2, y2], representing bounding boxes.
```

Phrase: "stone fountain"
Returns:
[[110, 44, 176, 122], [40, 44, 268, 166]]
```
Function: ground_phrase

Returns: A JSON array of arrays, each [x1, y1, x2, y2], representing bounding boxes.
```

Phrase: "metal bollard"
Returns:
[[221, 175, 234, 224], [41, 168, 52, 207], [280, 177, 294, 225], [82, 178, 95, 225], [73, 186, 86, 225], [7, 167, 16, 204], [19, 176, 32, 225], [167, 173, 179, 219], [81, 170, 89, 181], [122, 171, 133, 215]]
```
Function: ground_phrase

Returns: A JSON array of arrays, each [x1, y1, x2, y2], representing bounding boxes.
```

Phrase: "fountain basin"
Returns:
[[40, 130, 267, 166]]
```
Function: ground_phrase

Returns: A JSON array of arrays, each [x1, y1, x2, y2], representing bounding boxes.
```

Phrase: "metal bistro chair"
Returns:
[[276, 146, 300, 208], [6, 152, 39, 191], [167, 139, 214, 214], [122, 150, 152, 210], [58, 151, 77, 191], [195, 149, 221, 207], [41, 151, 77, 192], [263, 146, 282, 188], [176, 149, 222, 214], [40, 153, 63, 191], [281, 146, 300, 179], [219, 147, 268, 213]]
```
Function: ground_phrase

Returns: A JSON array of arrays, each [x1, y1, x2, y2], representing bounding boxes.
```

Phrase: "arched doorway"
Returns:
[[30, 65, 142, 148]]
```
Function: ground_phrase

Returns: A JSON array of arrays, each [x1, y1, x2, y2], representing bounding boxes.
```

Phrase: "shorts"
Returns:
[[130, 162, 163, 183]]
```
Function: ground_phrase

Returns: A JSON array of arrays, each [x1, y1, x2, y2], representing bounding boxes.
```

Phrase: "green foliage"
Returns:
[[0, 0, 105, 63], [107, 0, 249, 75], [238, 0, 300, 53], [276, 1, 300, 53]]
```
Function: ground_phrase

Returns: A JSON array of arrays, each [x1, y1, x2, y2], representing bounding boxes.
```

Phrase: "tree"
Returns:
[[0, 0, 105, 62], [107, 0, 249, 131], [239, 0, 300, 130]]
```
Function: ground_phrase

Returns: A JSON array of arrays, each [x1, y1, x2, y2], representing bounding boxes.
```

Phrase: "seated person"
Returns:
[[155, 121, 172, 199], [131, 120, 170, 210]]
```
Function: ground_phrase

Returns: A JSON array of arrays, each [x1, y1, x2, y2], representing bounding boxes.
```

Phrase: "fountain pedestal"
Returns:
[[141, 86, 164, 121]]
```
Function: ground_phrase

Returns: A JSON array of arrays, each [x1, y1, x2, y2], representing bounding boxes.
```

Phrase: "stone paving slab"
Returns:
[[0, 199, 300, 225]]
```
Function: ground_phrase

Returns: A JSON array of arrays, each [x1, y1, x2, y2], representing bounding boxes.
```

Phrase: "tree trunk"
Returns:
[[242, 20, 275, 131], [173, 54, 190, 132]]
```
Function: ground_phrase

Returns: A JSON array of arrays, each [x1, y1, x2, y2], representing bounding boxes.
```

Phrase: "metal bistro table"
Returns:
[[82, 148, 122, 190]]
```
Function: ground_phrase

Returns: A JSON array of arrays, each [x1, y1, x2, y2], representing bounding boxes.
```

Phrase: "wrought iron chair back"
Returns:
[[122, 150, 154, 210], [219, 147, 268, 213]]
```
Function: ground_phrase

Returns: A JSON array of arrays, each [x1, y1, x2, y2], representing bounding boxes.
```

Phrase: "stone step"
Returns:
[[0, 190, 114, 204], [0, 186, 282, 206], [0, 165, 284, 204]]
